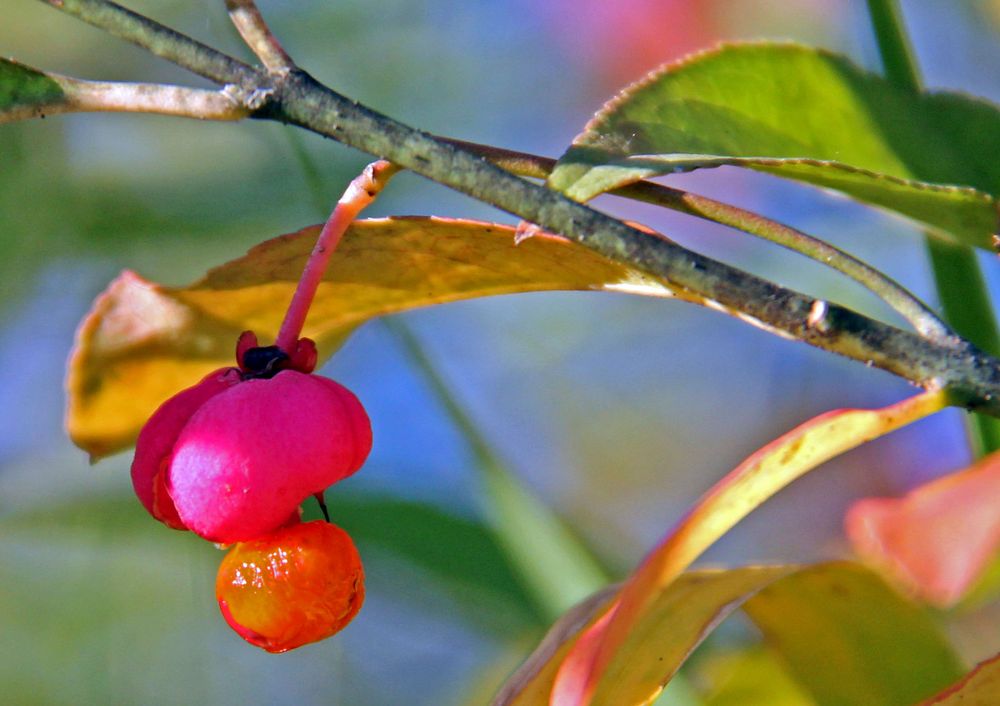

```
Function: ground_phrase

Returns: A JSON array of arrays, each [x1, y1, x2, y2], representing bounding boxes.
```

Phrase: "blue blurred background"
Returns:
[[2, 1, 1000, 704]]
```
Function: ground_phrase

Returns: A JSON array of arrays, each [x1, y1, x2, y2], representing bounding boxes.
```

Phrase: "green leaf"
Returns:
[[743, 562, 963, 706], [0, 58, 67, 121], [549, 43, 1000, 248], [494, 568, 797, 706], [67, 217, 673, 459], [493, 562, 960, 706], [477, 453, 609, 622], [0, 493, 533, 704], [0, 495, 222, 705], [3, 493, 538, 621], [311, 491, 545, 630]]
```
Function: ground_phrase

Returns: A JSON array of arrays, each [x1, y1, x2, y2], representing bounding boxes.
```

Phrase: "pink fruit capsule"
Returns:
[[130, 334, 372, 544]]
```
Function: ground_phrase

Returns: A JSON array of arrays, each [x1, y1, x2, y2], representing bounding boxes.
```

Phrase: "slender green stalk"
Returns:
[[443, 139, 952, 341], [34, 0, 1000, 418], [654, 189, 952, 340], [285, 130, 331, 215], [864, 0, 922, 90], [866, 0, 1000, 456], [383, 317, 610, 621]]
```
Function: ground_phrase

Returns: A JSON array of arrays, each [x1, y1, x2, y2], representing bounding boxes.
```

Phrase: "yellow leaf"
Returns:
[[66, 216, 674, 459]]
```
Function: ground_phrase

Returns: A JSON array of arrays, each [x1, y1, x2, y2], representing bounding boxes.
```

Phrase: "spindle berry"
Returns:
[[130, 332, 372, 544], [127, 160, 396, 653]]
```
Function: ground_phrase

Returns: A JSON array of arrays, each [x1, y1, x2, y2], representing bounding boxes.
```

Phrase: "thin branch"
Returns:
[[0, 54, 961, 347], [442, 139, 954, 342], [225, 0, 295, 74], [0, 65, 248, 123], [313, 132, 944, 344], [35, 0, 1000, 417], [185, 68, 1000, 416], [39, 0, 258, 86], [61, 75, 248, 120]]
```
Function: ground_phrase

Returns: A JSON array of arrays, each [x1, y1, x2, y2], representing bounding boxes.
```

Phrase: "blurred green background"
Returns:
[[2, 1, 1000, 704]]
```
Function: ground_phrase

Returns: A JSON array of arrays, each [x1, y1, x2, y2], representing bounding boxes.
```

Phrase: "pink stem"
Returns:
[[275, 160, 399, 353]]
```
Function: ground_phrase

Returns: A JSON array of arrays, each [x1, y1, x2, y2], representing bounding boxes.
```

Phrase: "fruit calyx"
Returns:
[[235, 330, 317, 379]]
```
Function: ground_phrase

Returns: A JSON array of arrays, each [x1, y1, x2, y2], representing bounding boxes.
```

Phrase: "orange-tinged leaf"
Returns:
[[67, 217, 675, 459], [495, 562, 958, 706], [846, 450, 1000, 607], [550, 390, 949, 706], [919, 653, 1000, 705], [492, 585, 619, 706]]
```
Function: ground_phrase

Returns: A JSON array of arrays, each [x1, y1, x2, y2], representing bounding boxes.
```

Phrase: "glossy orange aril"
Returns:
[[216, 520, 365, 653]]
